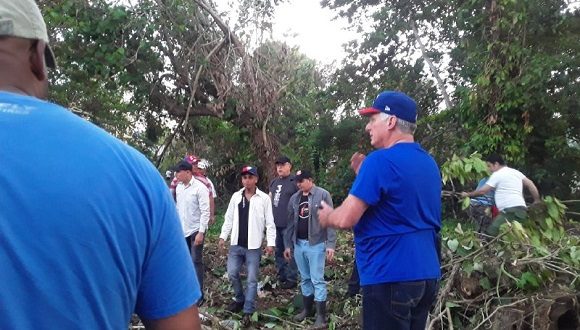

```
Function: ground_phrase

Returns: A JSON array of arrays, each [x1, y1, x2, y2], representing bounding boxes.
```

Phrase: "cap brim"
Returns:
[[44, 45, 56, 69], [241, 172, 258, 176], [358, 107, 380, 116]]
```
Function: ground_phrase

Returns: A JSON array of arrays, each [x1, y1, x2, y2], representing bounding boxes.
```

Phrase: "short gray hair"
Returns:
[[378, 112, 416, 134]]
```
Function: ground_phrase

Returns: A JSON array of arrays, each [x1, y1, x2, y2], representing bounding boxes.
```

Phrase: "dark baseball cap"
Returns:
[[175, 160, 193, 172], [275, 156, 292, 165], [241, 165, 258, 176], [295, 169, 313, 181]]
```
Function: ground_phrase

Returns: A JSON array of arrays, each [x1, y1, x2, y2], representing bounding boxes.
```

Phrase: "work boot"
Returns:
[[314, 300, 327, 327], [293, 295, 314, 322], [226, 300, 244, 313], [241, 313, 251, 327]]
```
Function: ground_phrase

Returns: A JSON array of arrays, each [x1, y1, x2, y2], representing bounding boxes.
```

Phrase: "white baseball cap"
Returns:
[[197, 159, 210, 170], [0, 0, 56, 68]]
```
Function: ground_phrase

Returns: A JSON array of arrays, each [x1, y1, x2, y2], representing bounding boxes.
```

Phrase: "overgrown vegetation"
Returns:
[[38, 0, 579, 328]]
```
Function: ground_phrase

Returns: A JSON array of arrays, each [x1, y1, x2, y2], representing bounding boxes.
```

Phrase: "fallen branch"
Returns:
[[472, 298, 529, 330], [260, 312, 305, 328], [428, 262, 461, 330]]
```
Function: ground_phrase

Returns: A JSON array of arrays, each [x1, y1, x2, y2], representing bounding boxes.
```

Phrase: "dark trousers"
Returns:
[[487, 206, 527, 236], [275, 226, 297, 283], [347, 259, 361, 295], [185, 232, 204, 301], [362, 279, 438, 330]]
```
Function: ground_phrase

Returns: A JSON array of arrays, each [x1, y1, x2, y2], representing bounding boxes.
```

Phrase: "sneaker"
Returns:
[[226, 300, 244, 313]]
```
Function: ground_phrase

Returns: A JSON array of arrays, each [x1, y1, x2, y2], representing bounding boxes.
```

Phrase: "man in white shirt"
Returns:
[[175, 160, 211, 302], [219, 165, 276, 326], [461, 154, 541, 235]]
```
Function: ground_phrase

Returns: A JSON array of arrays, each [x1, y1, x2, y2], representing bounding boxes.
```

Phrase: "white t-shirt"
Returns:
[[485, 167, 526, 211]]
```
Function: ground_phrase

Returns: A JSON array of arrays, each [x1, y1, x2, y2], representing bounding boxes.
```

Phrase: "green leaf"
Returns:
[[267, 308, 281, 317], [465, 163, 472, 173], [251, 312, 259, 322], [518, 271, 541, 289], [264, 323, 277, 329], [545, 217, 553, 229], [461, 197, 471, 210], [547, 204, 559, 219], [446, 301, 460, 308], [480, 277, 492, 290], [447, 239, 459, 252], [455, 223, 464, 235]]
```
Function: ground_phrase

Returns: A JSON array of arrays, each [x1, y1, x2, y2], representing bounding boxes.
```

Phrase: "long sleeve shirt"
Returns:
[[220, 187, 276, 249], [175, 177, 210, 237]]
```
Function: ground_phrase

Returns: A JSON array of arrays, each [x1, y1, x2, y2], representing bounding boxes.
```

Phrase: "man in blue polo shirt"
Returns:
[[319, 91, 441, 330], [0, 0, 201, 328]]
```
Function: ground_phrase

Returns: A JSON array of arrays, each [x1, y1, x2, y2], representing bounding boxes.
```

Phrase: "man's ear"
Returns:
[[29, 40, 47, 81]]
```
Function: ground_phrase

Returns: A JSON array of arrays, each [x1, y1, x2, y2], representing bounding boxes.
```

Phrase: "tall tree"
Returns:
[[323, 0, 579, 199]]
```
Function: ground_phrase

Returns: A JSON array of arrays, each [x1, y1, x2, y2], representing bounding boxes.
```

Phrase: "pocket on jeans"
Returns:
[[390, 281, 426, 320]]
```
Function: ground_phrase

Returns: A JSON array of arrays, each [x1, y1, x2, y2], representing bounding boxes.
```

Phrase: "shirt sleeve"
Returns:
[[264, 194, 277, 247], [220, 195, 236, 241], [485, 171, 500, 188], [268, 178, 276, 194], [324, 190, 337, 249], [209, 179, 217, 198], [284, 193, 297, 250], [197, 184, 211, 233], [135, 180, 200, 320], [349, 154, 389, 206]]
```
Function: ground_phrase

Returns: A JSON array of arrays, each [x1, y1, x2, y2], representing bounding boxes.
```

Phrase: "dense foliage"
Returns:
[[39, 1, 579, 328]]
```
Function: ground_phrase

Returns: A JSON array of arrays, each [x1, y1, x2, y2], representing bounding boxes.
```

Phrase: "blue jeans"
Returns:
[[294, 240, 327, 301], [227, 245, 261, 313], [275, 226, 297, 283], [362, 280, 439, 330]]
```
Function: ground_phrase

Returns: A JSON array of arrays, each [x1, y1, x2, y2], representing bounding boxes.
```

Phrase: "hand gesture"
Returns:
[[194, 232, 204, 246], [350, 152, 366, 175], [218, 238, 226, 255], [264, 246, 274, 256], [326, 248, 335, 262], [283, 248, 292, 261], [317, 200, 333, 228]]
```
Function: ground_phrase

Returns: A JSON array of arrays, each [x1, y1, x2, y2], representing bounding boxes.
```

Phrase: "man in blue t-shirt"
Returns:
[[0, 1, 201, 328], [319, 91, 441, 330]]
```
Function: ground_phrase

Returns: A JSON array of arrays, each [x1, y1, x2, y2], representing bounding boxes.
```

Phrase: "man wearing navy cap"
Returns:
[[174, 160, 211, 304], [269, 155, 299, 289], [284, 170, 335, 327], [318, 91, 442, 330], [219, 166, 276, 326]]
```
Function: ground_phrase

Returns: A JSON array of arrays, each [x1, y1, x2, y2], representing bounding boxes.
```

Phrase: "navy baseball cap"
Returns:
[[275, 156, 291, 164], [241, 165, 258, 176], [358, 91, 417, 123], [175, 160, 193, 172], [295, 169, 313, 181]]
